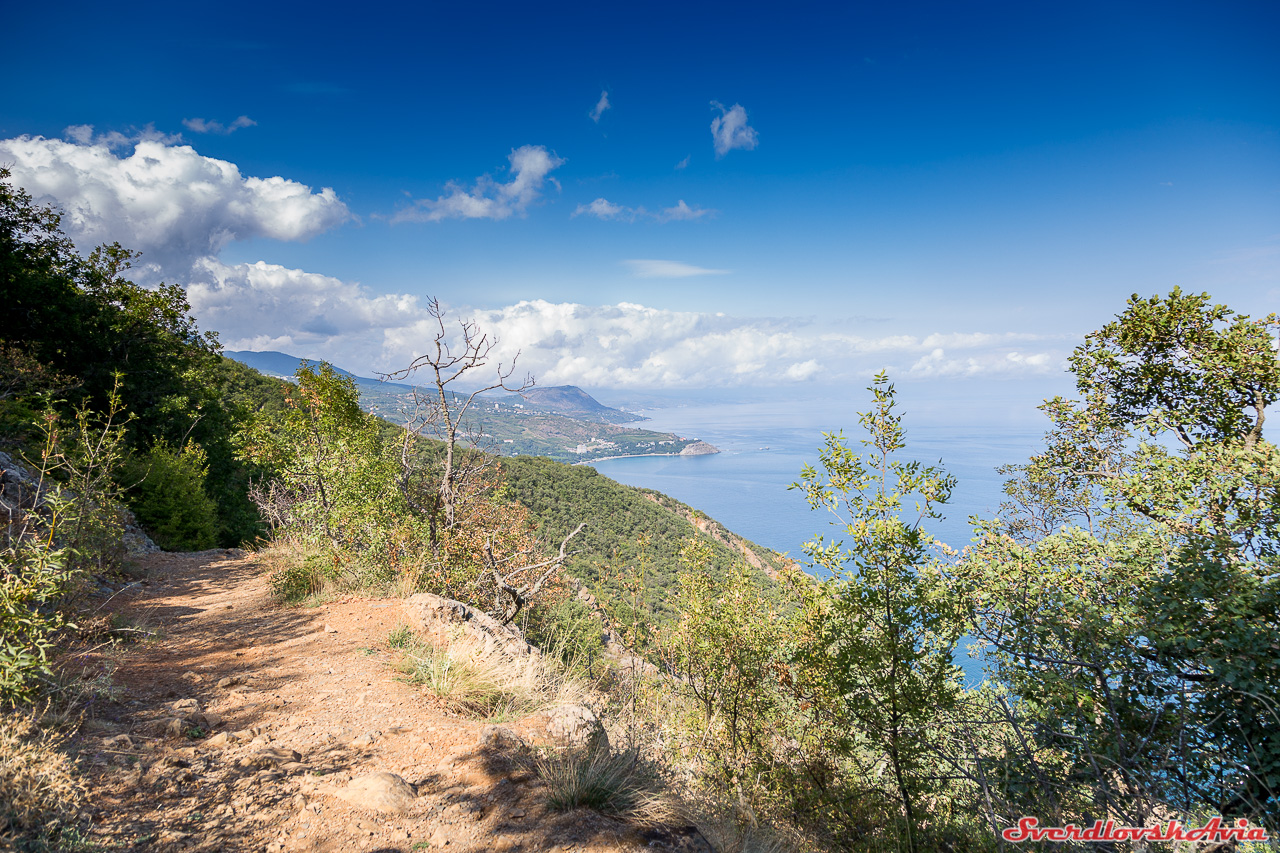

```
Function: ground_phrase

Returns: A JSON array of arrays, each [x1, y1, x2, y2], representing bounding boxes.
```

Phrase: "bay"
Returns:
[[591, 398, 1046, 557]]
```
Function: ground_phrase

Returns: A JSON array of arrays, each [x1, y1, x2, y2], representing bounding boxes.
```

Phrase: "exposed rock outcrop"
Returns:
[[402, 592, 540, 663], [0, 450, 158, 555], [545, 703, 609, 751], [679, 441, 720, 456]]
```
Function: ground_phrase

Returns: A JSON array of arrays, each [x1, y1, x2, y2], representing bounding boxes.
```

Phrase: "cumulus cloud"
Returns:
[[464, 302, 1065, 389], [908, 348, 1056, 379], [0, 134, 352, 281], [573, 198, 715, 223], [589, 91, 610, 123], [391, 145, 565, 223], [710, 102, 758, 158], [624, 259, 730, 278], [186, 258, 425, 370], [182, 115, 257, 135], [0, 130, 1063, 390]]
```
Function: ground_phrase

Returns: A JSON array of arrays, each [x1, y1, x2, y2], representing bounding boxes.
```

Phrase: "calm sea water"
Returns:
[[590, 397, 1048, 682], [592, 398, 1045, 558]]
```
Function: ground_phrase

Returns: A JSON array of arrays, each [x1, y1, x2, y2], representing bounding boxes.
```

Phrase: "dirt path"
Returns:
[[69, 550, 696, 853]]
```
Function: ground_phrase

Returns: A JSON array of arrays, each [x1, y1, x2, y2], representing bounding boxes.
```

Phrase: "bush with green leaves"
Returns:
[[0, 393, 131, 704], [120, 441, 219, 551], [0, 508, 76, 706], [522, 594, 605, 675], [267, 552, 335, 603], [951, 290, 1280, 831]]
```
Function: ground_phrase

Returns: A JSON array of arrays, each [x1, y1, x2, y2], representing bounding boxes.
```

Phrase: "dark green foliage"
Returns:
[[119, 443, 219, 551], [0, 169, 293, 547], [955, 290, 1280, 830]]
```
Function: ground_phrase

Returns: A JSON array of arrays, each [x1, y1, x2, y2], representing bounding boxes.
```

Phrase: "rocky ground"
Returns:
[[66, 550, 707, 853]]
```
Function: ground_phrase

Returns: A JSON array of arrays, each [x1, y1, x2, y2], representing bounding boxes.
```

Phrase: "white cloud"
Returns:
[[62, 123, 184, 151], [657, 200, 713, 222], [0, 134, 351, 280], [573, 198, 715, 223], [572, 198, 635, 221], [675, 155, 690, 170], [907, 347, 1060, 378], [465, 302, 1065, 388], [0, 131, 1064, 390], [391, 145, 565, 223], [186, 258, 423, 370], [589, 91, 610, 123], [624, 259, 730, 278], [182, 115, 257, 135], [710, 101, 759, 158]]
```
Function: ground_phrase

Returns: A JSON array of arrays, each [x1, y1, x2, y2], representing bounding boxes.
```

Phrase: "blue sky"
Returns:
[[3, 0, 1278, 407]]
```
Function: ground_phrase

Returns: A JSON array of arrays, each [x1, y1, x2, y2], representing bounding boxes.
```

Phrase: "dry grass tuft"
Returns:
[[0, 713, 85, 838], [533, 743, 674, 826], [393, 629, 585, 720]]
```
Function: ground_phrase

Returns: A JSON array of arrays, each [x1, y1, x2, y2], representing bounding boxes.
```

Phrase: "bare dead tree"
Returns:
[[380, 298, 533, 546], [483, 522, 586, 625]]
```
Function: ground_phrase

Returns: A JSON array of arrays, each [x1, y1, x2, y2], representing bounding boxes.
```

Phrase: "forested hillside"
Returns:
[[501, 456, 786, 621]]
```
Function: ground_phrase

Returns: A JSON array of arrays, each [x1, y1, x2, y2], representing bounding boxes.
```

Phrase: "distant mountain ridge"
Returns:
[[221, 350, 701, 463], [223, 351, 636, 422], [224, 351, 359, 381], [509, 385, 640, 424]]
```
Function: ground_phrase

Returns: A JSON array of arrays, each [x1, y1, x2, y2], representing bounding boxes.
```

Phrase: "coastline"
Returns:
[[575, 444, 720, 465], [574, 451, 688, 465]]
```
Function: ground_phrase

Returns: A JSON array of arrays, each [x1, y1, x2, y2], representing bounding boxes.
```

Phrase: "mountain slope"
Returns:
[[499, 455, 786, 624], [224, 350, 358, 380], [224, 350, 714, 463], [510, 385, 642, 424]]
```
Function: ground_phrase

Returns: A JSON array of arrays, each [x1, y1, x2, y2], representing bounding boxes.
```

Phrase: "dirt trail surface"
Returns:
[[71, 550, 699, 853]]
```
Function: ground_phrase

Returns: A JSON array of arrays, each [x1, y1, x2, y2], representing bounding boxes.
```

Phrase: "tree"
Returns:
[[954, 289, 1280, 829], [239, 362, 399, 551], [788, 373, 962, 853], [1, 168, 265, 546], [383, 299, 584, 625], [381, 297, 531, 543]]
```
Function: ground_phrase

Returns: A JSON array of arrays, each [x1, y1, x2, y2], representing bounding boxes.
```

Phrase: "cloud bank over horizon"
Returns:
[[1, 132, 1067, 391], [185, 260, 1065, 388]]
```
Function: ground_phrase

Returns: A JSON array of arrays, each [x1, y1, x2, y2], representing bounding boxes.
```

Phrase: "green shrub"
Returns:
[[120, 442, 218, 551], [0, 513, 75, 706], [523, 595, 604, 675], [268, 553, 331, 602]]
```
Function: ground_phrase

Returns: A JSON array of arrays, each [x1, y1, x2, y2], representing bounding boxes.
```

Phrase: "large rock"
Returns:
[[333, 772, 417, 814], [403, 593, 540, 663], [546, 703, 609, 752]]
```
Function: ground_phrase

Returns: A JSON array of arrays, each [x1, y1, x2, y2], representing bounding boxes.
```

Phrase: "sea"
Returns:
[[588, 392, 1051, 682]]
